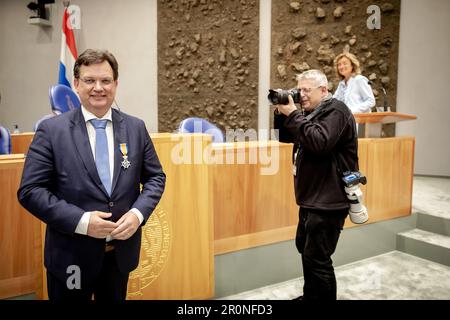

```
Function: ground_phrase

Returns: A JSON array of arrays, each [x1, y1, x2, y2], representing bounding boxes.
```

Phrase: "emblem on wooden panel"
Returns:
[[127, 206, 171, 299]]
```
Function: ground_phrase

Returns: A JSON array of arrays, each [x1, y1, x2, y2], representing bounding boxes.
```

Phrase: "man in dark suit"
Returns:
[[18, 49, 166, 301]]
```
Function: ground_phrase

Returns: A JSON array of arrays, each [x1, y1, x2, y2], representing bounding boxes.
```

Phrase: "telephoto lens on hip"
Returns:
[[342, 171, 369, 224]]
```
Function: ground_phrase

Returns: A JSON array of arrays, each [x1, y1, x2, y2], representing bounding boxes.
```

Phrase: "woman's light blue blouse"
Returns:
[[333, 75, 375, 114]]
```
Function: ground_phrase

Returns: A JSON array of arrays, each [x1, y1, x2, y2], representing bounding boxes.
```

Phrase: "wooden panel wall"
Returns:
[[363, 137, 415, 220], [212, 141, 299, 254], [10, 133, 34, 155], [214, 137, 415, 251], [129, 133, 215, 299], [0, 156, 40, 299]]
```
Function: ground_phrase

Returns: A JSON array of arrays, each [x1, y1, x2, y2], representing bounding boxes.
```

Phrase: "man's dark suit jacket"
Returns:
[[18, 107, 166, 287]]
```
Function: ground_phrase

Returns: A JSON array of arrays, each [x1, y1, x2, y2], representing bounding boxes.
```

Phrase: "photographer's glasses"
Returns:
[[298, 86, 322, 95]]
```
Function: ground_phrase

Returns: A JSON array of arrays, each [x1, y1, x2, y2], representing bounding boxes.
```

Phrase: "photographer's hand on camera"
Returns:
[[276, 95, 298, 116]]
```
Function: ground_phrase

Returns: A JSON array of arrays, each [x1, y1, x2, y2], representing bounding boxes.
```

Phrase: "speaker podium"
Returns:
[[354, 111, 417, 138]]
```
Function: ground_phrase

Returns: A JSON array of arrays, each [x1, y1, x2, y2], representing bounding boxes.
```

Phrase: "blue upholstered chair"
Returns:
[[49, 84, 81, 114], [178, 117, 224, 143], [0, 125, 12, 154], [34, 113, 56, 132]]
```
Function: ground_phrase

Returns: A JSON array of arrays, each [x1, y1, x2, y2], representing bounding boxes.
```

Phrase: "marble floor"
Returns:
[[221, 176, 450, 300], [412, 175, 450, 219], [221, 251, 450, 300]]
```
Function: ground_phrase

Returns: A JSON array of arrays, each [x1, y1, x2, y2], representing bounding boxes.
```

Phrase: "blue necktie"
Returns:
[[90, 119, 111, 195]]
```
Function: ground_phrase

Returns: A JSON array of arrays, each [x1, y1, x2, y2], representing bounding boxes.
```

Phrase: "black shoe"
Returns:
[[291, 295, 303, 300]]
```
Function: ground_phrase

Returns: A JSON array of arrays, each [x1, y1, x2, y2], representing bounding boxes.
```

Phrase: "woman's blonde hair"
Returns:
[[334, 52, 361, 80]]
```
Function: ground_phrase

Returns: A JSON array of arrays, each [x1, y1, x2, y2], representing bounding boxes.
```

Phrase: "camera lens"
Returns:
[[268, 89, 286, 105], [268, 88, 301, 105]]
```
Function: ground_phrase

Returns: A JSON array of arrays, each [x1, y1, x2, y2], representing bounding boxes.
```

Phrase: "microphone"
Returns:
[[369, 80, 388, 112], [381, 86, 388, 111]]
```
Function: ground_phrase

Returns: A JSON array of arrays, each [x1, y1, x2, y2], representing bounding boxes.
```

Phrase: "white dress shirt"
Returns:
[[75, 106, 143, 238]]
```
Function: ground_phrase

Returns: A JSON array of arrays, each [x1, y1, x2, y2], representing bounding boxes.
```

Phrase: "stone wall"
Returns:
[[158, 0, 259, 133], [271, 0, 400, 135], [158, 0, 400, 135]]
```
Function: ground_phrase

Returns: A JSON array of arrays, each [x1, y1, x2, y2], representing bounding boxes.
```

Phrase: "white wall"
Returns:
[[0, 0, 158, 133], [396, 0, 450, 176], [1, 0, 449, 176]]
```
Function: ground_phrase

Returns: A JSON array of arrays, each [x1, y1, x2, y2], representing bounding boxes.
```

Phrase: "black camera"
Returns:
[[268, 88, 301, 105], [342, 171, 367, 188]]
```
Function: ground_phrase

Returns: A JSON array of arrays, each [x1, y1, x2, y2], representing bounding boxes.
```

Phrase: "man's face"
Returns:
[[298, 79, 326, 111], [74, 61, 118, 117]]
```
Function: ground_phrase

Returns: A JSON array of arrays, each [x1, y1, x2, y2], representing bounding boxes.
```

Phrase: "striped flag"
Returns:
[[58, 7, 78, 88]]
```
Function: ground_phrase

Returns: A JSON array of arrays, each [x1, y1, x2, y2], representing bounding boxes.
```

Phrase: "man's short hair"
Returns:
[[74, 49, 119, 80], [296, 69, 328, 88]]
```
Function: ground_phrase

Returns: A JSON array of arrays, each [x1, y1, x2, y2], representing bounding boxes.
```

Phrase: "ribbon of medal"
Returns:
[[120, 143, 131, 169]]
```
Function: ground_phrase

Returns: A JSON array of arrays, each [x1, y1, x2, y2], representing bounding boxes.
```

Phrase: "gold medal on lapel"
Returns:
[[120, 143, 131, 169]]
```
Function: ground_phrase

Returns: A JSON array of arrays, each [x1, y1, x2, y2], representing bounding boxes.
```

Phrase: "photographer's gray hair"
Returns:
[[296, 70, 328, 88]]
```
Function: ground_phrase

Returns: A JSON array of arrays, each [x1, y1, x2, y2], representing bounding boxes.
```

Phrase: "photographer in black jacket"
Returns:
[[274, 69, 358, 300]]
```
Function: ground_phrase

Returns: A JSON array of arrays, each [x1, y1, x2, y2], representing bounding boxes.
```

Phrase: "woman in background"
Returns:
[[333, 52, 375, 114]]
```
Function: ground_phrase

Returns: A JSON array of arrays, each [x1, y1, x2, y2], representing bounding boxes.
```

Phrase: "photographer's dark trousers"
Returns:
[[295, 207, 347, 300]]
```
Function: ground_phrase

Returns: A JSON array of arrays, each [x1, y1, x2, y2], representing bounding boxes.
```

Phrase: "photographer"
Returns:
[[273, 69, 359, 300]]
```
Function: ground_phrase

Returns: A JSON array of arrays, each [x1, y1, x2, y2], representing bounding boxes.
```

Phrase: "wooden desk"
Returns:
[[0, 154, 26, 161], [354, 112, 417, 138], [212, 137, 415, 254], [359, 137, 415, 223], [4, 133, 415, 300], [0, 155, 40, 299], [130, 133, 214, 299], [212, 141, 298, 254], [10, 133, 34, 154]]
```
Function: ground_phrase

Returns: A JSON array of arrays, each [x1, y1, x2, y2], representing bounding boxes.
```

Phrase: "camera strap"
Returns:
[[304, 94, 333, 122], [332, 153, 344, 176], [304, 97, 344, 174]]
